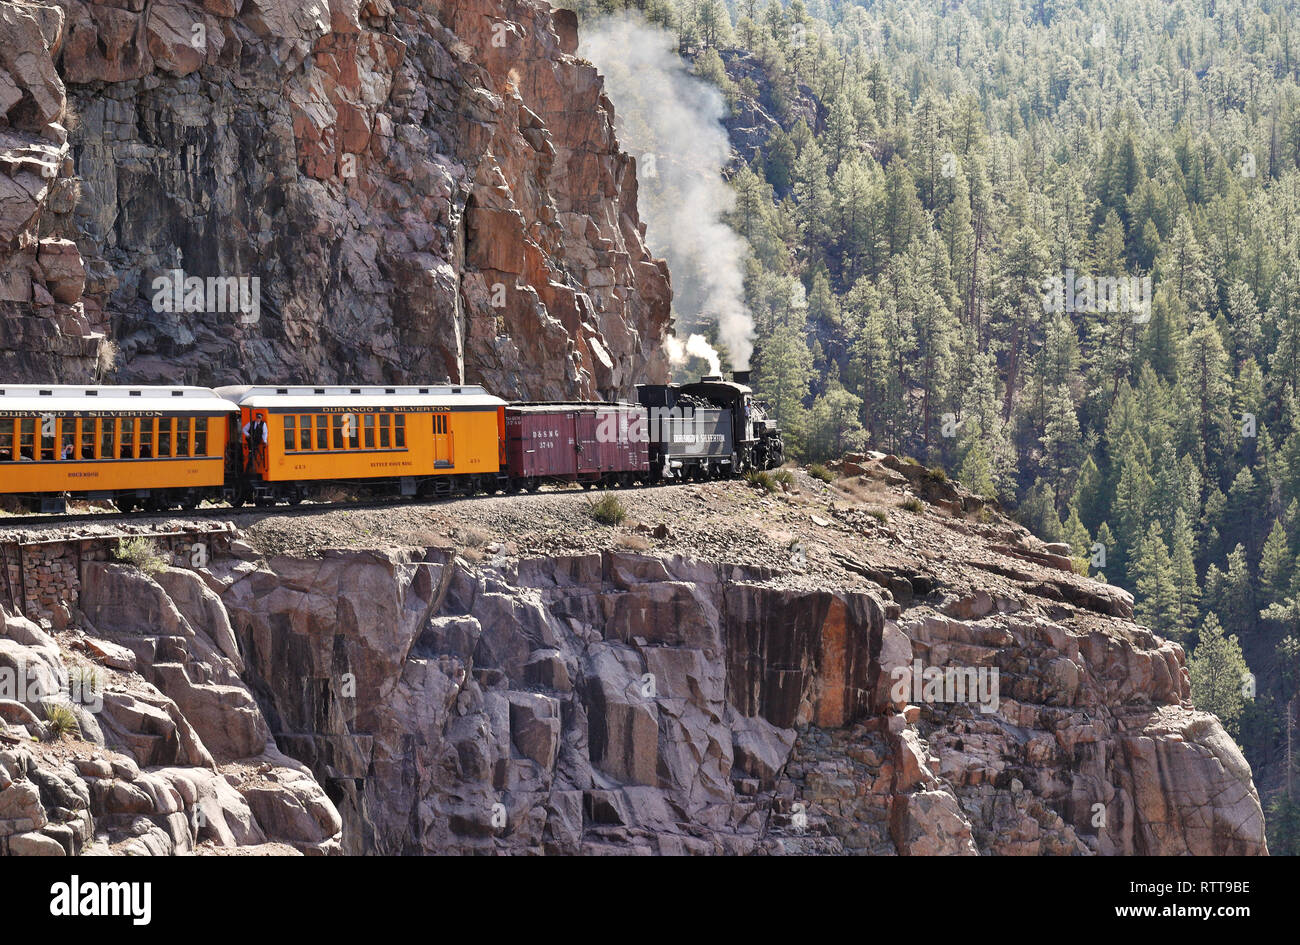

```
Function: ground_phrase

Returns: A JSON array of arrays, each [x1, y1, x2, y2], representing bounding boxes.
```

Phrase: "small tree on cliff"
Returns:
[[1188, 613, 1251, 737]]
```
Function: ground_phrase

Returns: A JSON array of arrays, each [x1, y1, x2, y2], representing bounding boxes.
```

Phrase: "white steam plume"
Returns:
[[579, 14, 754, 370], [664, 332, 722, 376]]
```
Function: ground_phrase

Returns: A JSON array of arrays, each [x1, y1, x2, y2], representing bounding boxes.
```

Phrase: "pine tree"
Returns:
[[1206, 543, 1256, 635], [1226, 280, 1263, 367], [1188, 613, 1251, 736], [1276, 634, 1300, 842], [1279, 428, 1300, 511], [806, 383, 866, 460], [1225, 466, 1263, 559], [912, 280, 959, 458], [1261, 517, 1293, 606], [1140, 292, 1184, 382], [1268, 269, 1300, 400], [823, 93, 858, 172], [1201, 484, 1228, 563], [1133, 523, 1182, 637], [1062, 505, 1093, 570], [1019, 479, 1063, 543], [1110, 436, 1153, 578], [831, 156, 884, 282], [755, 319, 814, 455], [941, 174, 976, 316], [1169, 508, 1201, 630], [1041, 384, 1085, 507], [1094, 521, 1117, 581], [956, 421, 996, 498], [729, 164, 784, 269], [1148, 440, 1188, 531], [881, 160, 924, 257], [1074, 454, 1105, 533], [1158, 215, 1214, 314], [1184, 319, 1235, 478], [792, 139, 833, 255], [993, 225, 1049, 419]]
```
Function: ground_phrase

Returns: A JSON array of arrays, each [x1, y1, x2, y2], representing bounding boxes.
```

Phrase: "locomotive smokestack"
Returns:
[[732, 369, 751, 386]]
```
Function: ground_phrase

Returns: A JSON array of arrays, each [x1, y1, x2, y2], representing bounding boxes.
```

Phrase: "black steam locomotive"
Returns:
[[637, 371, 784, 481]]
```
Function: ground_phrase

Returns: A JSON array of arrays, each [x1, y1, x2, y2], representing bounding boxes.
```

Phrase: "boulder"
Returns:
[[7, 830, 65, 855]]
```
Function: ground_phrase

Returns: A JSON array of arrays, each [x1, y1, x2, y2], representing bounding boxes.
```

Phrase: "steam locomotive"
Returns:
[[0, 374, 783, 513]]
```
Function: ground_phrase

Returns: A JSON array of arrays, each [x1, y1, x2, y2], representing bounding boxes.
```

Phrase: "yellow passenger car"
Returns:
[[0, 385, 238, 511], [216, 385, 506, 503]]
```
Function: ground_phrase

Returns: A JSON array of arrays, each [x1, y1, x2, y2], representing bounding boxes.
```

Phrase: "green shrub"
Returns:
[[589, 492, 627, 525], [774, 469, 796, 489], [924, 465, 948, 483], [113, 536, 168, 576], [866, 507, 888, 524], [744, 470, 778, 493], [43, 703, 80, 740], [902, 496, 924, 513], [808, 464, 834, 483]]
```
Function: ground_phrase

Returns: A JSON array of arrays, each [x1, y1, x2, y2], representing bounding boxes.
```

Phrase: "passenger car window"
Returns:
[[81, 419, 97, 459], [138, 418, 153, 458], [120, 418, 135, 458], [40, 416, 55, 460]]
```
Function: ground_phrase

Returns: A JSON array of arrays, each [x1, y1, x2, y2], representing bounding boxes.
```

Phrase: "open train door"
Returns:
[[242, 408, 270, 477]]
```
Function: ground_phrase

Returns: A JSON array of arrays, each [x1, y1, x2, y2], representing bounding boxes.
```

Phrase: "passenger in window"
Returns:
[[62, 438, 75, 459]]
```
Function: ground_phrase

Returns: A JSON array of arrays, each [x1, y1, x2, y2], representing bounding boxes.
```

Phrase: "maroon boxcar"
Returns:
[[505, 404, 648, 490]]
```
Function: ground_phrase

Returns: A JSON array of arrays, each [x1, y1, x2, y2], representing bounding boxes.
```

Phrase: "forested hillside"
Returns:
[[568, 0, 1300, 852]]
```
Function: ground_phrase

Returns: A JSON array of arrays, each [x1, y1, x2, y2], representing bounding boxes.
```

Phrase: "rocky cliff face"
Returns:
[[0, 574, 343, 855], [0, 0, 671, 398], [204, 546, 1262, 855], [0, 458, 1269, 855]]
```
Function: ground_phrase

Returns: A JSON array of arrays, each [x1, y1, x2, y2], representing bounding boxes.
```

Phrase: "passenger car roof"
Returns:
[[215, 385, 506, 410], [0, 385, 237, 413]]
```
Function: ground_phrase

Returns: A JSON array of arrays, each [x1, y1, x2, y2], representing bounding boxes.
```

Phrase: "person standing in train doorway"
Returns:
[[242, 411, 267, 474]]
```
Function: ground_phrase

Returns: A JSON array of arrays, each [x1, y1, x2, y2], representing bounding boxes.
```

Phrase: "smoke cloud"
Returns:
[[663, 332, 722, 376], [579, 14, 754, 370]]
